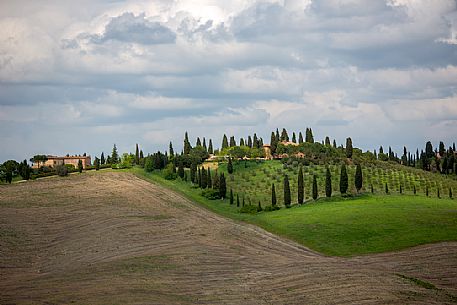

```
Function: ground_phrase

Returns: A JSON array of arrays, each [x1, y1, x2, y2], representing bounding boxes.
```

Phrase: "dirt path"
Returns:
[[0, 171, 456, 304]]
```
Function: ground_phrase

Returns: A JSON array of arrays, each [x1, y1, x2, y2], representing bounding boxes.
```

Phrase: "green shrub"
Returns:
[[201, 188, 221, 200], [55, 165, 68, 177], [239, 204, 258, 214]]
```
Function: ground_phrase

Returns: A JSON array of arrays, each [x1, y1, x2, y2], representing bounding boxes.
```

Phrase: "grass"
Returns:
[[132, 166, 457, 257]]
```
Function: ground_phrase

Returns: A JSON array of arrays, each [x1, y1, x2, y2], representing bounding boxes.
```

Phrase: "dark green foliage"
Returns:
[[18, 160, 31, 180], [190, 162, 197, 183], [163, 164, 177, 180], [201, 188, 221, 200], [219, 173, 227, 199], [270, 132, 277, 154], [385, 183, 389, 194], [208, 139, 213, 154], [30, 155, 48, 168], [230, 189, 234, 205], [239, 204, 258, 214], [139, 150, 144, 160], [227, 157, 233, 174], [325, 167, 332, 197], [281, 128, 289, 141], [450, 188, 453, 199], [196, 137, 202, 147], [212, 170, 219, 189], [78, 159, 83, 173], [439, 141, 445, 156], [111, 144, 119, 164], [271, 183, 277, 206], [340, 164, 348, 194], [201, 166, 208, 188], [355, 164, 363, 192], [222, 134, 229, 150], [399, 185, 402, 194], [229, 136, 236, 147], [207, 167, 212, 188], [425, 141, 433, 158], [371, 184, 374, 194], [346, 137, 353, 158], [242, 196, 245, 207], [169, 142, 174, 159], [100, 152, 105, 165], [257, 201, 263, 212], [184, 132, 192, 155], [298, 132, 304, 144], [198, 167, 202, 187], [426, 186, 429, 196], [237, 194, 240, 207], [325, 137, 331, 146], [248, 136, 252, 148], [305, 128, 314, 143], [437, 188, 440, 198], [413, 185, 416, 195], [312, 175, 318, 200], [203, 138, 207, 152], [292, 132, 296, 143], [298, 166, 304, 204], [135, 143, 140, 164], [178, 160, 185, 179], [284, 175, 291, 207]]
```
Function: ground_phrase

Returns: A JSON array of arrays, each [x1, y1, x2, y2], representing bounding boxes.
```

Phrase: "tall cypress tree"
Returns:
[[111, 144, 119, 164], [190, 162, 197, 183], [203, 138, 207, 152], [219, 173, 227, 199], [230, 189, 234, 205], [298, 166, 304, 204], [346, 137, 353, 158], [355, 164, 363, 192], [270, 132, 277, 154], [196, 137, 202, 147], [169, 142, 174, 159], [284, 175, 291, 208], [248, 136, 253, 148], [212, 170, 219, 189], [333, 140, 337, 148], [312, 175, 318, 200], [325, 137, 331, 146], [325, 167, 332, 197], [207, 167, 212, 188], [229, 136, 236, 147], [237, 194, 240, 207], [227, 157, 233, 174], [298, 132, 304, 144], [198, 167, 202, 187], [184, 132, 191, 155], [292, 132, 297, 143], [208, 139, 214, 154], [78, 159, 83, 173], [139, 150, 144, 159], [222, 134, 229, 150], [100, 152, 105, 165], [281, 128, 289, 141], [340, 164, 348, 194], [201, 166, 207, 188], [240, 138, 245, 146], [271, 183, 277, 207], [135, 143, 140, 164], [178, 160, 185, 178]]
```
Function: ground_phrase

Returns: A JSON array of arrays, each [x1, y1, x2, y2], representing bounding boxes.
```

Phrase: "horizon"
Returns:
[[1, 0, 456, 162]]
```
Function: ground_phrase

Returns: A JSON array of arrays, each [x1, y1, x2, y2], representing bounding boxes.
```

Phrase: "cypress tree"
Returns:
[[399, 184, 402, 194], [229, 136, 236, 147], [449, 188, 453, 199], [184, 132, 192, 155], [271, 183, 277, 207], [333, 140, 337, 148], [325, 137, 331, 146], [208, 139, 214, 154], [437, 187, 440, 198], [240, 138, 245, 146], [253, 133, 259, 148], [219, 173, 227, 199], [325, 167, 332, 197], [346, 137, 353, 158], [212, 170, 219, 189], [292, 132, 297, 143], [201, 166, 207, 188], [135, 143, 140, 164], [242, 196, 245, 207], [100, 152, 105, 165], [237, 194, 240, 207], [312, 175, 318, 200], [207, 167, 212, 188], [270, 132, 277, 154], [340, 164, 348, 194], [222, 134, 229, 150], [139, 150, 144, 159], [198, 167, 202, 187], [78, 159, 83, 173], [178, 160, 185, 178], [230, 189, 234, 205], [413, 185, 416, 195], [426, 186, 429, 196], [196, 137, 202, 147], [227, 157, 233, 174], [111, 144, 119, 164], [284, 175, 291, 207], [281, 128, 289, 141], [203, 138, 207, 152], [168, 142, 174, 159], [248, 136, 253, 148], [257, 201, 263, 212], [298, 132, 304, 144], [355, 164, 363, 192], [371, 184, 374, 194], [385, 183, 389, 194], [190, 162, 197, 183], [298, 166, 304, 204], [95, 157, 100, 170]]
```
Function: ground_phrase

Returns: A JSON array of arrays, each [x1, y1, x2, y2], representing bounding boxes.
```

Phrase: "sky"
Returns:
[[1, 0, 457, 162]]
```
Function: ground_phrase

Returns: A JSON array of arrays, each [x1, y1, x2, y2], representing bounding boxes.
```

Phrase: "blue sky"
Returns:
[[1, 0, 456, 162]]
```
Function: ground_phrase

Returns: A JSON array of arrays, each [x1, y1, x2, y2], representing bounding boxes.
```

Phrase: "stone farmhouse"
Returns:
[[32, 155, 92, 169]]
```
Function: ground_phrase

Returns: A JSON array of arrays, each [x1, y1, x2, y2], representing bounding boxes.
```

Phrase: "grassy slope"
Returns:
[[132, 167, 457, 257]]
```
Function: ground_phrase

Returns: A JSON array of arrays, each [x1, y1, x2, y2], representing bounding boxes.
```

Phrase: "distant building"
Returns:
[[32, 155, 91, 169], [263, 144, 273, 160]]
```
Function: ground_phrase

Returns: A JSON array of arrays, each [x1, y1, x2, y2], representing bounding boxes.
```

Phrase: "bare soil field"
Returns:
[[1, 171, 456, 304]]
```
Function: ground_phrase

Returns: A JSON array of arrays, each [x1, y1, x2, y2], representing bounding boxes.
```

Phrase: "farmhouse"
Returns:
[[32, 155, 92, 169]]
